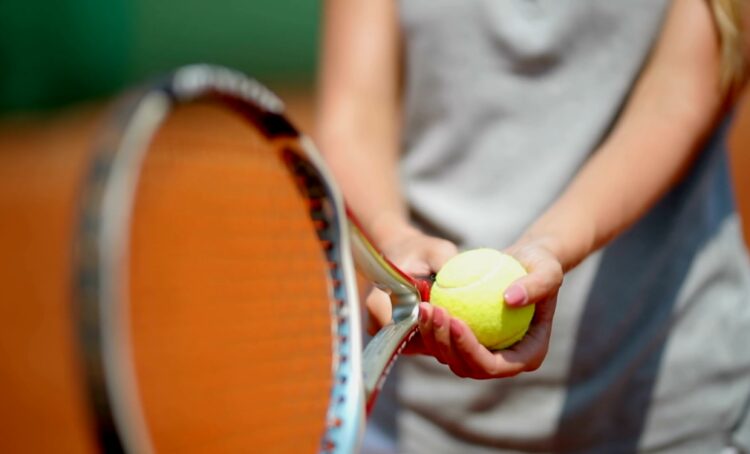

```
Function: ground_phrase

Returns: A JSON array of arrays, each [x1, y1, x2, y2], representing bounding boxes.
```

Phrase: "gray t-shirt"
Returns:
[[374, 1, 750, 452]]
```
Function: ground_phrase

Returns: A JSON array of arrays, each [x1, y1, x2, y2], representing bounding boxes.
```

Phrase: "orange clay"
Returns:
[[0, 102, 334, 453]]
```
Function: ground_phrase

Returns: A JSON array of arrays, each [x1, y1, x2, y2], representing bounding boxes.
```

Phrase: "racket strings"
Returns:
[[127, 103, 335, 453]]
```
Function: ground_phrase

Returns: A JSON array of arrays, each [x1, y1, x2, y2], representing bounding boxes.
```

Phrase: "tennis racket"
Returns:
[[77, 64, 430, 453]]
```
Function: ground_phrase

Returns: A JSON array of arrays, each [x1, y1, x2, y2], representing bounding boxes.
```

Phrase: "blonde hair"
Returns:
[[710, 0, 747, 95]]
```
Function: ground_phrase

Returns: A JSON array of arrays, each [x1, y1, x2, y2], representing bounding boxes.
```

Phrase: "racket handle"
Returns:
[[362, 304, 419, 414]]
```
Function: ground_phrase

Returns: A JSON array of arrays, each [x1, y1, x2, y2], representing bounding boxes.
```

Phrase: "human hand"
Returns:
[[412, 237, 563, 378], [363, 224, 458, 335]]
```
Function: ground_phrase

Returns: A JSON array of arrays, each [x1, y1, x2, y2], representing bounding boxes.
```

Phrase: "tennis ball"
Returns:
[[430, 248, 534, 350]]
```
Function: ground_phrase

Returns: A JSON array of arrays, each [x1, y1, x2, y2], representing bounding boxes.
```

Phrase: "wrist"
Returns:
[[519, 222, 595, 272]]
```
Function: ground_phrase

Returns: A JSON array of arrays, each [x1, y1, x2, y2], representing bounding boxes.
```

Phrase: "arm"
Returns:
[[425, 0, 747, 378], [316, 0, 407, 243], [525, 0, 737, 274], [316, 0, 457, 328]]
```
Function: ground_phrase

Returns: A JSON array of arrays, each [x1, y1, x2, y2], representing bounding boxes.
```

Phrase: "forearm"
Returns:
[[523, 0, 741, 271], [316, 0, 411, 243]]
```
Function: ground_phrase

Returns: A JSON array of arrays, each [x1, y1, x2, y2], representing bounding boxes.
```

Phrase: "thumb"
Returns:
[[504, 258, 562, 307]]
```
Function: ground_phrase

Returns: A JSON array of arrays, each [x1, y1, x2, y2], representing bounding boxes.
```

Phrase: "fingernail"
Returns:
[[504, 284, 527, 306], [419, 303, 429, 323], [433, 307, 444, 327], [449, 319, 462, 339]]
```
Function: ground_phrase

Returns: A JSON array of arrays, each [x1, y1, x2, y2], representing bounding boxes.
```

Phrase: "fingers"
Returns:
[[501, 298, 555, 372], [403, 333, 427, 355], [450, 322, 543, 378], [365, 288, 392, 335], [414, 294, 558, 379], [445, 318, 523, 378], [394, 237, 457, 278], [504, 253, 563, 308], [424, 239, 458, 273], [491, 292, 558, 374], [431, 307, 473, 377], [416, 302, 441, 360], [416, 303, 469, 377], [417, 304, 502, 378]]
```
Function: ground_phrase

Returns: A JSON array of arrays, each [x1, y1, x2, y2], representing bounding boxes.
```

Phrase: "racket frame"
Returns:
[[75, 64, 364, 454]]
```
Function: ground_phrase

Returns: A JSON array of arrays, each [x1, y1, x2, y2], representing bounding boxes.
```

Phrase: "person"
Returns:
[[317, 0, 750, 452]]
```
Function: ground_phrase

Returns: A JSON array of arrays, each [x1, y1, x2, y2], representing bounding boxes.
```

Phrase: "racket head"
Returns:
[[75, 65, 364, 453]]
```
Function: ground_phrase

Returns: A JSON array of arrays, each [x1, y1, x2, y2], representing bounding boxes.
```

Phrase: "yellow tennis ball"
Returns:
[[430, 248, 534, 350]]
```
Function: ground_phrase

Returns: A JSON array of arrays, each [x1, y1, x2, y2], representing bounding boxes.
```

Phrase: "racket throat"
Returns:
[[362, 304, 419, 415]]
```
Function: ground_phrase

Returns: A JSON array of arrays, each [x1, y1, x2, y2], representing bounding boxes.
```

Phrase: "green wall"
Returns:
[[0, 0, 320, 113]]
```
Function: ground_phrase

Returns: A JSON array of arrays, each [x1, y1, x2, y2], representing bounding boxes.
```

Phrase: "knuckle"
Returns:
[[427, 239, 458, 267], [487, 363, 503, 377], [436, 239, 458, 254], [551, 263, 563, 283], [535, 265, 563, 294]]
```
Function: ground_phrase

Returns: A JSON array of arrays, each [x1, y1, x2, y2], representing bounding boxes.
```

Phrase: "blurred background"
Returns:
[[0, 4, 324, 451], [0, 0, 318, 127], [0, 0, 747, 237]]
